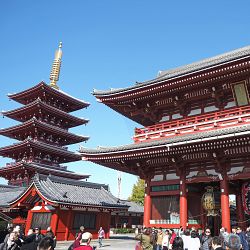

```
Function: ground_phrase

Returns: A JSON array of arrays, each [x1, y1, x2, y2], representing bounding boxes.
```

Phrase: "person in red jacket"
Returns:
[[74, 232, 93, 250], [169, 229, 177, 248]]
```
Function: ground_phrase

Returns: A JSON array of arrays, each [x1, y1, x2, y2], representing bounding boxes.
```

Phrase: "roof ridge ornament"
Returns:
[[49, 42, 63, 90]]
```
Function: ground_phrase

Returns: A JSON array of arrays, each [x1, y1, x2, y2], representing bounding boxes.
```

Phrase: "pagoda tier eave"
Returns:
[[0, 162, 89, 180], [0, 118, 89, 145], [0, 139, 81, 163], [1, 99, 89, 128], [8, 81, 90, 112]]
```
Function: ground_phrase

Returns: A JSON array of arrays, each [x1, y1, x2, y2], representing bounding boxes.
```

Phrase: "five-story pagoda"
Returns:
[[0, 43, 90, 186]]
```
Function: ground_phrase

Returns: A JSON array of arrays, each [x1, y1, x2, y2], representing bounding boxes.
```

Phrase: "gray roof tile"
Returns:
[[80, 124, 250, 154]]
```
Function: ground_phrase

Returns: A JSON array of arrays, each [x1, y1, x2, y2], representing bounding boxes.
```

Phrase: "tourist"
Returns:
[[200, 228, 212, 250], [162, 229, 170, 250], [236, 227, 248, 250], [156, 228, 163, 250], [38, 236, 55, 250], [172, 236, 183, 250], [20, 229, 36, 250], [245, 226, 250, 246], [72, 226, 85, 249], [169, 229, 177, 249], [190, 230, 200, 250], [74, 232, 93, 250], [219, 227, 228, 249], [181, 229, 192, 250], [0, 231, 19, 250], [211, 236, 223, 250], [98, 227, 105, 248], [225, 233, 241, 250], [135, 228, 153, 250], [151, 227, 158, 249], [45, 227, 56, 249], [231, 228, 237, 234], [34, 227, 44, 248]]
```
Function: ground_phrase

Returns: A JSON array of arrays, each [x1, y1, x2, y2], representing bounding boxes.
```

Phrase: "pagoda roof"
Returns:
[[0, 139, 81, 163], [93, 45, 250, 96], [0, 118, 89, 145], [8, 81, 90, 112], [80, 123, 250, 155], [9, 174, 129, 210], [0, 162, 89, 180], [1, 99, 89, 128]]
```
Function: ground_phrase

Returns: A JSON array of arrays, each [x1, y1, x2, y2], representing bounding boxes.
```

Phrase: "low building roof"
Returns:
[[0, 185, 26, 207], [119, 200, 144, 213], [9, 174, 129, 210]]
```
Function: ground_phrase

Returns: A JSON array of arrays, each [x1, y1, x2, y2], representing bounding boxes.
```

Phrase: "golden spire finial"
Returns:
[[49, 42, 63, 89]]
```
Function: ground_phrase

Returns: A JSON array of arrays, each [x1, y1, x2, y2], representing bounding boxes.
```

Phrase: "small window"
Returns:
[[232, 81, 250, 106], [31, 213, 51, 230], [172, 113, 182, 120], [224, 101, 236, 109], [188, 108, 201, 116], [204, 105, 219, 113]]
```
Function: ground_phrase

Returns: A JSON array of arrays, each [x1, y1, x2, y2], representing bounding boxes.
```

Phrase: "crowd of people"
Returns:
[[0, 224, 104, 250], [135, 226, 250, 250], [0, 225, 56, 250]]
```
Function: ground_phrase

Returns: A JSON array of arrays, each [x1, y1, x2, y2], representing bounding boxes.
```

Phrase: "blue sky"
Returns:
[[0, 0, 250, 199]]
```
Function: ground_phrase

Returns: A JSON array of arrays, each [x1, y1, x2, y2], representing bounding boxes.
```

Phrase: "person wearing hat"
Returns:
[[225, 233, 242, 250], [74, 232, 93, 250]]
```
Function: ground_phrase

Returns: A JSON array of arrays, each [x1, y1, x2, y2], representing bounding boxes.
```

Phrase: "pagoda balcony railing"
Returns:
[[133, 106, 250, 143]]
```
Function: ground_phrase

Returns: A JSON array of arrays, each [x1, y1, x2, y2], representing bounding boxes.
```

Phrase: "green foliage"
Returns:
[[128, 178, 145, 205]]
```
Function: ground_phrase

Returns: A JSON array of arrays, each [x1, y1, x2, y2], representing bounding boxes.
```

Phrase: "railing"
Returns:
[[133, 106, 250, 143]]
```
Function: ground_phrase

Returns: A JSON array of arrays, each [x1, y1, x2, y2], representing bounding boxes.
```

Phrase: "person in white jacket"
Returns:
[[162, 230, 170, 250]]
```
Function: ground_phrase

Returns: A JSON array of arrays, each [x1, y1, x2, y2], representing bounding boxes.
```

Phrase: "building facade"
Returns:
[[80, 45, 250, 234]]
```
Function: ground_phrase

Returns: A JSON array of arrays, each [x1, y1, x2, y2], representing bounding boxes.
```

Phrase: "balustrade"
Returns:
[[134, 106, 250, 143]]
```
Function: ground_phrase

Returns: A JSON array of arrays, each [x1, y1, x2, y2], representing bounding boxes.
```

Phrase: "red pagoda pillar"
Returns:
[[179, 170, 187, 229], [220, 176, 231, 232], [143, 180, 151, 227]]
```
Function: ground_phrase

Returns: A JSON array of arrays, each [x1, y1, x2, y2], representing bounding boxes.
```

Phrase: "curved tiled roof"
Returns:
[[0, 185, 26, 207], [0, 118, 89, 145], [32, 175, 128, 208], [80, 124, 250, 154], [93, 45, 250, 96], [8, 81, 90, 112], [1, 99, 89, 128], [119, 200, 144, 213]]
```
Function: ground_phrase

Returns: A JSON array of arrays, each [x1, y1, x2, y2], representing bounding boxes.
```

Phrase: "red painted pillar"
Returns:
[[236, 191, 246, 230], [220, 177, 231, 232], [179, 172, 187, 229], [64, 209, 72, 241], [51, 208, 59, 237], [143, 180, 151, 227], [25, 209, 33, 235]]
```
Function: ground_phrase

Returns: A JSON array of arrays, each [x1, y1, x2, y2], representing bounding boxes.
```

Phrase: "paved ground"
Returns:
[[55, 238, 138, 250]]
